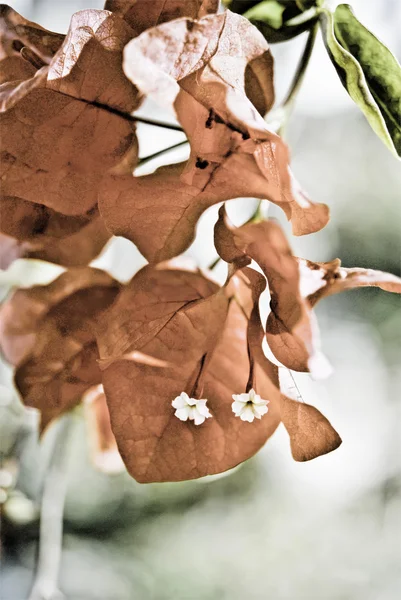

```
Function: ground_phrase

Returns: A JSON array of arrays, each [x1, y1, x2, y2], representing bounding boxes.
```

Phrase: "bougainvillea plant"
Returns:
[[1, 0, 401, 487]]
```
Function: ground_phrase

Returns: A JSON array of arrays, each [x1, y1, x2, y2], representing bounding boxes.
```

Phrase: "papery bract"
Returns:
[[104, 0, 219, 35], [0, 197, 110, 268], [239, 266, 341, 461], [97, 260, 236, 482], [0, 267, 120, 430], [99, 10, 328, 263], [0, 8, 139, 226], [215, 205, 326, 375], [214, 205, 401, 376], [0, 5, 64, 66]]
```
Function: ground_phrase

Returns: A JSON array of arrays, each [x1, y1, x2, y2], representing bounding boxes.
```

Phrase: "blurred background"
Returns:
[[1, 1, 400, 599]]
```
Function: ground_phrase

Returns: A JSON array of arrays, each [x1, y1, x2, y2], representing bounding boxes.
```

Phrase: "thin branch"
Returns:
[[275, 23, 318, 137], [133, 115, 184, 132], [137, 140, 189, 168], [282, 23, 318, 110], [53, 91, 184, 133], [28, 415, 75, 600], [208, 255, 222, 271]]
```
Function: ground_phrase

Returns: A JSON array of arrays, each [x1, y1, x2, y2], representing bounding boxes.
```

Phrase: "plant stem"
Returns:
[[208, 255, 222, 271], [133, 115, 184, 132], [137, 140, 189, 167], [86, 99, 184, 132], [28, 415, 74, 600], [276, 22, 318, 136], [283, 23, 318, 110]]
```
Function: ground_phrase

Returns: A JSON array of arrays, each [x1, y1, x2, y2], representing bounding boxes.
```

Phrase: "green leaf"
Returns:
[[244, 1, 286, 29], [320, 4, 401, 158], [226, 0, 322, 14], [240, 1, 317, 43], [249, 12, 317, 43]]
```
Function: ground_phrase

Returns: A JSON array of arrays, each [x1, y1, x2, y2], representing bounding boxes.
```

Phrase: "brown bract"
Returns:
[[97, 259, 284, 482], [243, 267, 341, 461], [0, 197, 110, 268], [97, 260, 234, 482], [99, 10, 329, 263], [0, 9, 140, 222], [215, 205, 324, 375], [104, 0, 219, 35], [97, 258, 338, 483], [0, 5, 64, 65], [299, 258, 401, 302], [215, 205, 401, 376], [0, 267, 121, 431]]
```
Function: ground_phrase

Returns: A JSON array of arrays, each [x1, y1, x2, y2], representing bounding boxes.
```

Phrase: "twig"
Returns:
[[277, 23, 318, 136], [59, 94, 184, 133], [208, 255, 222, 271], [137, 140, 189, 168], [133, 115, 184, 132], [282, 23, 318, 110], [28, 415, 75, 600]]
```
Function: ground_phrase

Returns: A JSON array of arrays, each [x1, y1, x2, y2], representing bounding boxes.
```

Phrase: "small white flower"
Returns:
[[172, 392, 211, 426], [231, 389, 269, 423]]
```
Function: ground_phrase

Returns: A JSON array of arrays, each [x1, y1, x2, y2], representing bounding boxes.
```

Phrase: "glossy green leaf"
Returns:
[[244, 1, 286, 29], [248, 13, 316, 42], [241, 1, 318, 43], [320, 4, 401, 158]]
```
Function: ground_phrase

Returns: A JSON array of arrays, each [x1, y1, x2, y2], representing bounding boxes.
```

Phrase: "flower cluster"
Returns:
[[171, 389, 269, 426]]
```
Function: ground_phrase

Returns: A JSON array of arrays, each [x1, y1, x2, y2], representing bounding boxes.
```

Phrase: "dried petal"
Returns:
[[99, 11, 328, 263], [104, 0, 218, 35], [0, 267, 120, 430], [0, 9, 139, 220], [215, 206, 325, 375], [215, 206, 401, 376], [243, 266, 341, 460], [0, 5, 64, 65], [299, 258, 401, 303], [97, 261, 234, 482], [280, 396, 342, 462], [0, 197, 110, 268]]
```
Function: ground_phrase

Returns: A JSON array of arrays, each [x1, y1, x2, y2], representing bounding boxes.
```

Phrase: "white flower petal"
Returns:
[[172, 394, 188, 409], [196, 400, 211, 418], [232, 400, 246, 416], [240, 406, 255, 422], [248, 389, 256, 401], [174, 407, 190, 421], [232, 393, 251, 404], [254, 403, 269, 417], [253, 397, 269, 407], [173, 394, 211, 425], [193, 410, 206, 426]]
